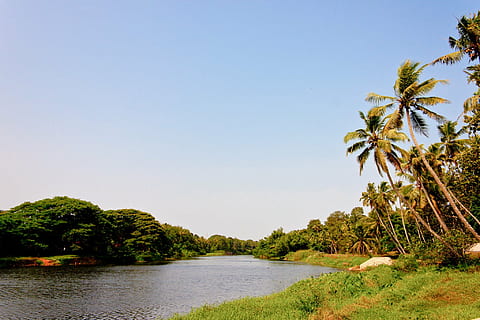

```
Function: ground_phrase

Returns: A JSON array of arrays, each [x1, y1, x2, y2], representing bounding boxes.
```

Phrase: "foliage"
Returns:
[[0, 197, 106, 257], [207, 234, 256, 255], [103, 209, 171, 262], [0, 197, 257, 263]]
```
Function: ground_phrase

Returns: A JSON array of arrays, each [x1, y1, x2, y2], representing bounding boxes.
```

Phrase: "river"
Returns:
[[0, 255, 337, 319]]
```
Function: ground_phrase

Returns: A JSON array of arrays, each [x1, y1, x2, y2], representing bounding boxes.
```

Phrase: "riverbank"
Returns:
[[283, 250, 370, 269], [169, 263, 480, 320], [0, 255, 100, 268]]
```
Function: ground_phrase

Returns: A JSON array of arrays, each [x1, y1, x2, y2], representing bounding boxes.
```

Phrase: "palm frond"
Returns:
[[365, 93, 395, 105], [384, 108, 404, 130], [431, 51, 463, 65], [373, 149, 387, 177], [385, 129, 409, 142], [377, 140, 393, 153], [344, 130, 368, 143], [357, 147, 371, 174], [385, 150, 403, 172], [415, 96, 450, 106], [368, 104, 394, 117], [415, 104, 446, 123], [415, 79, 449, 97], [392, 144, 409, 159], [410, 110, 429, 136], [463, 95, 480, 113], [346, 141, 367, 155]]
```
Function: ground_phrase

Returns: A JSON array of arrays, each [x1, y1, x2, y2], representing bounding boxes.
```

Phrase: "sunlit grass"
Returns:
[[284, 250, 370, 269]]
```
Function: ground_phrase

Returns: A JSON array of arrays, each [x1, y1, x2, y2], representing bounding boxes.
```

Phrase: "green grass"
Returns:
[[203, 251, 229, 256], [284, 250, 370, 269], [168, 265, 480, 320]]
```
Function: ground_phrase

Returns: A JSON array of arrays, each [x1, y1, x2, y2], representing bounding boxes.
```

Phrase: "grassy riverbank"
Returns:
[[169, 251, 480, 320], [169, 264, 480, 320], [284, 250, 370, 269], [0, 255, 98, 268]]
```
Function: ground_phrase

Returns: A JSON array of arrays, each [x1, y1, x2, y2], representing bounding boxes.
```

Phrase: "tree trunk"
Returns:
[[373, 209, 405, 254], [384, 167, 460, 256], [406, 111, 480, 241], [400, 208, 411, 245], [449, 188, 480, 226], [420, 181, 450, 233]]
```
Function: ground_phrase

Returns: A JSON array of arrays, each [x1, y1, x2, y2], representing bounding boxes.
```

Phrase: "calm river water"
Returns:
[[0, 255, 337, 320]]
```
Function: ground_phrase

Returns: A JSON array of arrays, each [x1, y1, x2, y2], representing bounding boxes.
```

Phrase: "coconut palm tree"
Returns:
[[367, 60, 480, 241], [433, 11, 480, 65], [349, 216, 376, 255], [433, 11, 480, 131], [344, 111, 408, 177]]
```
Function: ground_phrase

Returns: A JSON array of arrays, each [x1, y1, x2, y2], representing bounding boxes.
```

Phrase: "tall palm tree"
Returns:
[[367, 60, 480, 241]]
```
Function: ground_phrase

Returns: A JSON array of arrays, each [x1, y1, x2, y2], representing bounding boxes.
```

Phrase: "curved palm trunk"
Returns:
[[384, 167, 460, 256], [373, 209, 405, 254], [449, 189, 480, 226], [395, 194, 411, 245], [399, 208, 411, 245], [420, 181, 450, 233], [415, 218, 426, 243], [406, 111, 480, 241], [386, 211, 406, 253]]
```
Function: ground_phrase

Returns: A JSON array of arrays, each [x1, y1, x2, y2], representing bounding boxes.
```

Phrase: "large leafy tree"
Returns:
[[367, 60, 480, 241], [0, 197, 107, 256]]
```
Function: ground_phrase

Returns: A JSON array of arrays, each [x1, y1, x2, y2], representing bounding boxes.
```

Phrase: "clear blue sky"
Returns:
[[1, 1, 478, 240]]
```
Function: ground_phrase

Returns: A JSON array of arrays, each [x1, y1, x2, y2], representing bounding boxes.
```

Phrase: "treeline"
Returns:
[[0, 196, 256, 262], [253, 208, 388, 259], [256, 11, 480, 264]]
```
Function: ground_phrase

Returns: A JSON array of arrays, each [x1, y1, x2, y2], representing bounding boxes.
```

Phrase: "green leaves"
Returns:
[[344, 111, 407, 176]]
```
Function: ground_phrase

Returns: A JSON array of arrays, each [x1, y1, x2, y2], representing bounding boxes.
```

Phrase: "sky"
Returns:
[[1, 1, 479, 240]]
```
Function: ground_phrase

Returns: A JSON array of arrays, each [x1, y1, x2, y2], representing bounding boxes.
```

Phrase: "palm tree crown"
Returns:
[[367, 60, 448, 136], [344, 111, 408, 176], [433, 11, 480, 65]]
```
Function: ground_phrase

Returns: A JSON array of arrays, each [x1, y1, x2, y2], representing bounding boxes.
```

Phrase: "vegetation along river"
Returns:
[[0, 255, 337, 320]]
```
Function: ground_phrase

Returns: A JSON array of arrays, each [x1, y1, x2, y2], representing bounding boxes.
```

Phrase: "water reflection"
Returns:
[[0, 255, 337, 319]]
